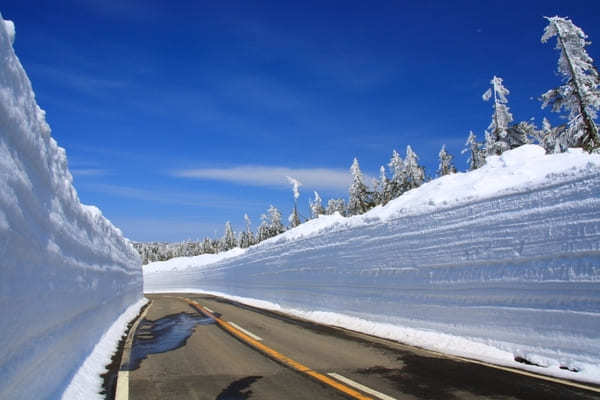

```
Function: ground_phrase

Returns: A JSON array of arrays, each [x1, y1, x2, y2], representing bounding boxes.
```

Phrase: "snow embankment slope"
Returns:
[[0, 16, 143, 400], [146, 144, 600, 384]]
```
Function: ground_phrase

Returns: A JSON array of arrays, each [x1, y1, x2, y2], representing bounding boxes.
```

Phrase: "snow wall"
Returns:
[[0, 16, 143, 399], [146, 146, 600, 382]]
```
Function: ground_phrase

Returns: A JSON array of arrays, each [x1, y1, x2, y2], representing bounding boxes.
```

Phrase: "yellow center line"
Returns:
[[182, 297, 374, 400]]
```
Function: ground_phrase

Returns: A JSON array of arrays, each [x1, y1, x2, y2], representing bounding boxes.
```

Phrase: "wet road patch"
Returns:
[[123, 312, 214, 370]]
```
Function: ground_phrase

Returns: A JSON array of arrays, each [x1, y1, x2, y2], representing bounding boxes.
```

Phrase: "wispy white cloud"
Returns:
[[71, 168, 109, 177], [84, 183, 262, 208], [172, 166, 360, 191]]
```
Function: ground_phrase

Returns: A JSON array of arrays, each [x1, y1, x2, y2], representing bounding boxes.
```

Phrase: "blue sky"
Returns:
[[2, 0, 599, 242]]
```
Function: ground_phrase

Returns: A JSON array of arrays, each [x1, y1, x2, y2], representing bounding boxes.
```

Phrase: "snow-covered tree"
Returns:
[[534, 118, 568, 154], [482, 76, 513, 155], [309, 191, 325, 219], [267, 205, 285, 237], [202, 237, 215, 254], [348, 157, 370, 215], [257, 213, 270, 242], [372, 166, 390, 206], [541, 16, 600, 152], [403, 145, 425, 190], [462, 131, 486, 170], [437, 145, 457, 176], [220, 221, 237, 251], [288, 205, 301, 228], [387, 150, 405, 199], [239, 214, 256, 248], [326, 198, 346, 216]]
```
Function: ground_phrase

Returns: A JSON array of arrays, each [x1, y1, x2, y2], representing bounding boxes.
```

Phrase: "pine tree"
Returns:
[[541, 16, 600, 152], [482, 76, 513, 155], [462, 131, 486, 170], [437, 145, 457, 176], [348, 157, 370, 215], [309, 191, 325, 219], [372, 166, 389, 206], [288, 205, 301, 228], [202, 237, 215, 254], [386, 150, 406, 199], [257, 213, 270, 242], [534, 118, 568, 153], [403, 145, 425, 190], [326, 198, 346, 216], [239, 214, 256, 248], [267, 205, 285, 237], [220, 221, 237, 251]]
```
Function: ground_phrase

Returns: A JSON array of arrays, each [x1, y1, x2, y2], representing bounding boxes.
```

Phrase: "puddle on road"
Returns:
[[123, 312, 214, 370]]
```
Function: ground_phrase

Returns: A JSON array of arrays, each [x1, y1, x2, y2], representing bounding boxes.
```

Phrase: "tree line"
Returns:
[[135, 16, 599, 265]]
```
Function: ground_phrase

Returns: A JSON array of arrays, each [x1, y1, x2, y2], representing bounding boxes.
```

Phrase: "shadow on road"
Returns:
[[216, 376, 262, 400]]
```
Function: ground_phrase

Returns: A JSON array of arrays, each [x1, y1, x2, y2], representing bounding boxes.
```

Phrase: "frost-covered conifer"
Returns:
[[257, 213, 270, 242], [309, 191, 325, 219], [541, 16, 600, 152], [437, 145, 457, 176], [483, 76, 513, 155], [220, 221, 237, 251], [267, 205, 285, 237], [326, 198, 346, 216], [288, 205, 301, 228], [239, 214, 256, 248], [387, 150, 405, 199], [463, 131, 486, 170], [534, 118, 568, 154], [348, 158, 370, 215], [372, 166, 389, 206], [202, 237, 215, 254], [403, 146, 425, 189]]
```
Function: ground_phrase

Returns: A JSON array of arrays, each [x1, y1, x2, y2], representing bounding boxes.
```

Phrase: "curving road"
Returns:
[[115, 294, 600, 400]]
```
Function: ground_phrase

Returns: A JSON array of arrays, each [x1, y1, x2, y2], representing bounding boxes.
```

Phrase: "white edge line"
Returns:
[[116, 301, 151, 400], [228, 321, 263, 341], [203, 306, 214, 313], [328, 372, 397, 400], [115, 371, 129, 400]]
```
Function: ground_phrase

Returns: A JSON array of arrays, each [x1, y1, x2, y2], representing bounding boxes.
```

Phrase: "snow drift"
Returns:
[[146, 145, 600, 383], [0, 15, 143, 399]]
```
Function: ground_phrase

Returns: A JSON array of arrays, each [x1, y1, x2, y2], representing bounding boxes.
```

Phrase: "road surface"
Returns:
[[114, 293, 600, 399]]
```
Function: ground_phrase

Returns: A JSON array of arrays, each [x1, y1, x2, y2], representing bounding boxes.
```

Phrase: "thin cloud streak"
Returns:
[[71, 168, 109, 177], [84, 183, 262, 208], [173, 166, 358, 191]]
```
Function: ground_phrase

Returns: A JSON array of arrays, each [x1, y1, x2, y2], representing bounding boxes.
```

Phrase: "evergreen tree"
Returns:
[[309, 191, 325, 219], [372, 166, 389, 206], [534, 118, 568, 154], [541, 16, 600, 152], [348, 157, 370, 215], [239, 214, 256, 248], [267, 205, 285, 237], [462, 131, 486, 170], [482, 76, 513, 155], [437, 145, 457, 176], [403, 145, 425, 190], [386, 150, 406, 199], [220, 221, 237, 251], [257, 213, 270, 242], [202, 237, 215, 254], [326, 198, 346, 216], [288, 205, 301, 228]]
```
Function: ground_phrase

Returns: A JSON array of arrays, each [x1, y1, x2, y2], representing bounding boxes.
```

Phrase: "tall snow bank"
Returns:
[[0, 15, 143, 399], [146, 145, 600, 384]]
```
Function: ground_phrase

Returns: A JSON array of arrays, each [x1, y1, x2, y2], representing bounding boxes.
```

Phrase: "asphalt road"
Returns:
[[118, 294, 600, 400]]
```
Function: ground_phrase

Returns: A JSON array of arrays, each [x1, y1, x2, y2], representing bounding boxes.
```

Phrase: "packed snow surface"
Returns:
[[146, 144, 600, 384], [0, 15, 143, 399]]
